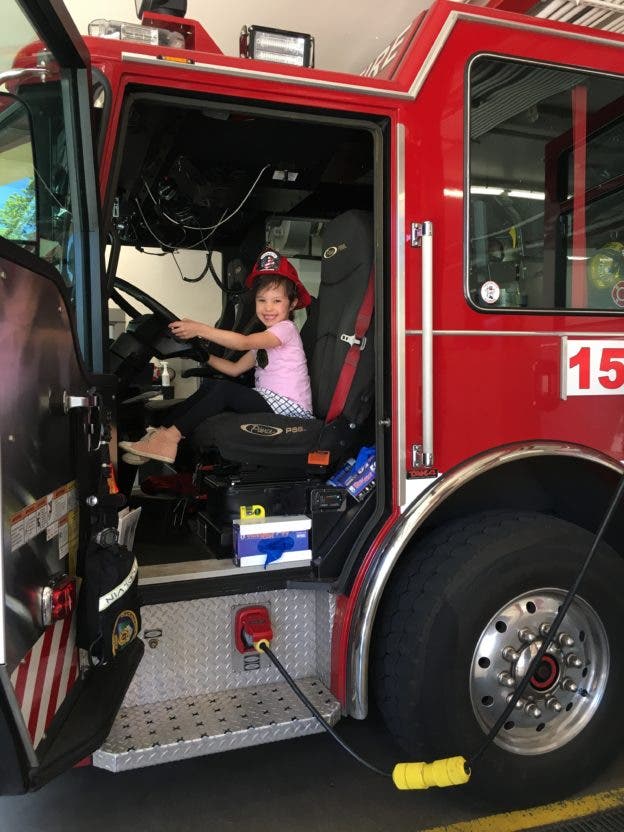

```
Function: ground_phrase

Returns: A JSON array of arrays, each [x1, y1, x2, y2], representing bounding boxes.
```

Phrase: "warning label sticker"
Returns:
[[10, 481, 77, 554]]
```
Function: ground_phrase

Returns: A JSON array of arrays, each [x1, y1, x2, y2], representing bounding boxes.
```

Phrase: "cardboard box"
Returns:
[[232, 514, 311, 557]]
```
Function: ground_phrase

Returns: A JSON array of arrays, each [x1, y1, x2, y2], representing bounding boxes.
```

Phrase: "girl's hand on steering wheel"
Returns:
[[169, 319, 205, 340]]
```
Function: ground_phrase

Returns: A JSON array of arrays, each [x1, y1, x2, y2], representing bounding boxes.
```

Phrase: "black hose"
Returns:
[[258, 643, 391, 778], [468, 473, 624, 767]]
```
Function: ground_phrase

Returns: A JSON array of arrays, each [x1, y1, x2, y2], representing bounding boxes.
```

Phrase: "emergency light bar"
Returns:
[[88, 18, 185, 48], [241, 25, 314, 68]]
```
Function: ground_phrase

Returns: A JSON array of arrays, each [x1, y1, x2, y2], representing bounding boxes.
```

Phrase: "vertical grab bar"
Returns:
[[421, 221, 434, 466]]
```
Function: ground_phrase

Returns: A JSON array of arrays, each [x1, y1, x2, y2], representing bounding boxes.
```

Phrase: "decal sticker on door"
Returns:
[[561, 338, 624, 398]]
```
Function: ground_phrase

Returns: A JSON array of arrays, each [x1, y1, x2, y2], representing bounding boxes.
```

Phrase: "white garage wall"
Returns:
[[114, 247, 222, 323], [111, 247, 223, 397]]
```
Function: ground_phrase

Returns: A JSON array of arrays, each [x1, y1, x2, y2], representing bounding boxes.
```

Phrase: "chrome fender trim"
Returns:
[[347, 441, 623, 719]]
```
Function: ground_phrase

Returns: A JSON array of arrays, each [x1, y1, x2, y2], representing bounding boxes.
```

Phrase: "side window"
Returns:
[[1, 13, 76, 291], [16, 82, 77, 290], [468, 57, 624, 313], [0, 96, 36, 247], [1, 2, 103, 369]]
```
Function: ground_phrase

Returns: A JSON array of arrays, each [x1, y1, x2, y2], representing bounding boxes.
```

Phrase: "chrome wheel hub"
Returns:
[[470, 589, 609, 755]]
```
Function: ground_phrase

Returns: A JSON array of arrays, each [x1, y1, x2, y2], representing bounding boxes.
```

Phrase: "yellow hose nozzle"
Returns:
[[392, 756, 471, 790]]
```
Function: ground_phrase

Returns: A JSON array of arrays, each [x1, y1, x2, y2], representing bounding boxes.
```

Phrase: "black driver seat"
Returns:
[[192, 209, 375, 472]]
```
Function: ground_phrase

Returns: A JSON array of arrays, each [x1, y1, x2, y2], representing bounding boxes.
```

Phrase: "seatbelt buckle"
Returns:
[[340, 333, 367, 350]]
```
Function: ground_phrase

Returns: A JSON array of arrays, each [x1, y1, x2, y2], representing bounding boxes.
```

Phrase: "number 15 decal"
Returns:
[[561, 338, 624, 399]]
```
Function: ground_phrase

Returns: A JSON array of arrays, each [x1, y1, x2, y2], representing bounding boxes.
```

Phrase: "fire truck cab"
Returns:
[[2, 0, 624, 805]]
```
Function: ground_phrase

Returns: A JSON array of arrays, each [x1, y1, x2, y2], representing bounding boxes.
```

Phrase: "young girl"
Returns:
[[119, 250, 313, 465]]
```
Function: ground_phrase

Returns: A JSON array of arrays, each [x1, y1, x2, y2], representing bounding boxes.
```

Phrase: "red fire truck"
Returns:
[[2, 0, 624, 805]]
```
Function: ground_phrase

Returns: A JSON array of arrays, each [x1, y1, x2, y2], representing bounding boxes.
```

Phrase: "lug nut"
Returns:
[[507, 693, 526, 709], [502, 646, 520, 663], [498, 671, 515, 688], [546, 696, 563, 713], [561, 677, 578, 692], [525, 703, 542, 718], [539, 623, 551, 637], [518, 628, 537, 644], [565, 653, 583, 668], [557, 632, 575, 648]]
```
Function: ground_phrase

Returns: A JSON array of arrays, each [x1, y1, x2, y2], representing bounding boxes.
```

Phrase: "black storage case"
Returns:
[[196, 474, 347, 555]]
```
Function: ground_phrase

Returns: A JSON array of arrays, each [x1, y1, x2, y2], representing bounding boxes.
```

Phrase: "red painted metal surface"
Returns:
[[397, 12, 624, 476], [29, 0, 624, 705]]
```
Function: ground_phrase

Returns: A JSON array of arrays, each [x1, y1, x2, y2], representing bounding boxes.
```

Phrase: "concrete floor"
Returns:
[[2, 714, 624, 832]]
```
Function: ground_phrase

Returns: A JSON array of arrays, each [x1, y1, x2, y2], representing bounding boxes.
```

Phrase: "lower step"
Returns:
[[93, 677, 340, 772]]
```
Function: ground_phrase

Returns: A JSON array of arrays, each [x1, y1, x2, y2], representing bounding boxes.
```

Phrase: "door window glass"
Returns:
[[468, 57, 624, 313], [1, 7, 77, 292]]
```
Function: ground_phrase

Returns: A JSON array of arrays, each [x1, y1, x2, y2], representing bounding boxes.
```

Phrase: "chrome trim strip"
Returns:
[[407, 9, 624, 100], [408, 12, 459, 99], [121, 52, 413, 99], [347, 441, 623, 718], [421, 222, 434, 466], [406, 329, 624, 337], [395, 124, 407, 507]]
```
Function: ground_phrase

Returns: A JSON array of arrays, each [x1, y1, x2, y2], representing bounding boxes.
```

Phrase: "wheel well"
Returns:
[[358, 452, 624, 722], [418, 454, 624, 558]]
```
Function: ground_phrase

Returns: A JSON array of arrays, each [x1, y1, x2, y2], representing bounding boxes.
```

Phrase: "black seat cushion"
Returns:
[[193, 412, 325, 469]]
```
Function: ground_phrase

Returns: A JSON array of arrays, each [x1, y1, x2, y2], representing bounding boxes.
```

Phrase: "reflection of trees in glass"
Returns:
[[0, 179, 35, 239]]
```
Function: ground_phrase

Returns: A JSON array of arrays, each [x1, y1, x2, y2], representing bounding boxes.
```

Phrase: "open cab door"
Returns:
[[0, 0, 142, 793]]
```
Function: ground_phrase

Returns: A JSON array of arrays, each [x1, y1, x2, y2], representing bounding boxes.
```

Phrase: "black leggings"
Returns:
[[162, 379, 272, 436]]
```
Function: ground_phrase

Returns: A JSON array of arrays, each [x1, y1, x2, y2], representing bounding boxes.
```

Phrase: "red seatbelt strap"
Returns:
[[325, 267, 374, 423]]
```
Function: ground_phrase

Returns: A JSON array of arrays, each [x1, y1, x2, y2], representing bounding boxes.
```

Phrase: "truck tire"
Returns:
[[372, 510, 624, 806]]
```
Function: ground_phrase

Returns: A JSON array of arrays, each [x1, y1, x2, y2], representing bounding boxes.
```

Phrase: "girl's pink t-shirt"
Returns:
[[254, 319, 313, 413]]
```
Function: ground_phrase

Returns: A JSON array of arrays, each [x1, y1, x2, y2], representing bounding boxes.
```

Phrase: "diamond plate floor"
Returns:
[[93, 677, 340, 772]]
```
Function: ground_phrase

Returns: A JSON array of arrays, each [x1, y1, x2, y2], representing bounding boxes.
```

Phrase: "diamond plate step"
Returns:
[[93, 677, 340, 772]]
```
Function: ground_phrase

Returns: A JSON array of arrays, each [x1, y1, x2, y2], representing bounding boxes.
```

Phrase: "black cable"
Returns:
[[468, 472, 624, 767], [172, 249, 212, 283], [259, 643, 391, 778]]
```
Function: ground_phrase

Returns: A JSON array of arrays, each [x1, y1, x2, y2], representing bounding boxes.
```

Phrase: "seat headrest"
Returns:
[[320, 210, 374, 286]]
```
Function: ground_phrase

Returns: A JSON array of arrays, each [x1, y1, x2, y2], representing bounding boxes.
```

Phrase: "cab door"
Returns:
[[0, 0, 142, 794]]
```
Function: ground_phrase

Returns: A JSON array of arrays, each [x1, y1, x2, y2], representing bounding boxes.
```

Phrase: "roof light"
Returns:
[[241, 25, 314, 68], [88, 18, 185, 48]]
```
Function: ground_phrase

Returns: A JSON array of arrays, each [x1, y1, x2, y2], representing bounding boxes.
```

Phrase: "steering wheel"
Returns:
[[112, 276, 212, 363]]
